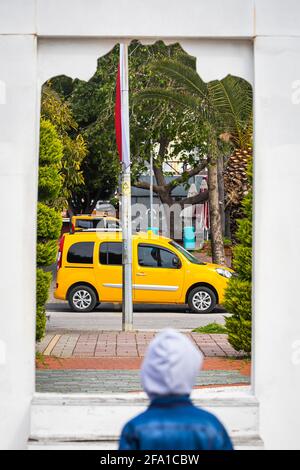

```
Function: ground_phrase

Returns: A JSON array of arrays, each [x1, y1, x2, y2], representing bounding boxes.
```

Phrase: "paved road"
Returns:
[[46, 302, 230, 332]]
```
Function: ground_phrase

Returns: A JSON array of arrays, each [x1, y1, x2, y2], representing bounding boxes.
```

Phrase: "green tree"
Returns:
[[36, 119, 63, 341], [224, 159, 253, 353], [41, 84, 88, 213], [59, 60, 121, 213], [64, 41, 209, 215], [136, 59, 252, 264]]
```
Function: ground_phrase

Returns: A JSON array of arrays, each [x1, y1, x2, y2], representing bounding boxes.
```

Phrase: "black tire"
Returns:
[[187, 286, 216, 313], [68, 285, 97, 312]]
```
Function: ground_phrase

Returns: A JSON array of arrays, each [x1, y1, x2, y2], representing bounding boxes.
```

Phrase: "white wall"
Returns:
[[254, 36, 300, 449], [0, 35, 37, 449], [35, 0, 254, 38], [1, 0, 300, 450]]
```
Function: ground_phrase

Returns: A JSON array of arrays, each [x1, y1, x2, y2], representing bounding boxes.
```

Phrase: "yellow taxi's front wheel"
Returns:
[[68, 285, 97, 312], [188, 286, 216, 314]]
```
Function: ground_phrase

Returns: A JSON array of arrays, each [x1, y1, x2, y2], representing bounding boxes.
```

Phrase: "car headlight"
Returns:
[[216, 268, 233, 279]]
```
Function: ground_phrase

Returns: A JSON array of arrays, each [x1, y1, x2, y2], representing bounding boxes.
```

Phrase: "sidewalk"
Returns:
[[36, 331, 245, 359], [36, 332, 250, 392]]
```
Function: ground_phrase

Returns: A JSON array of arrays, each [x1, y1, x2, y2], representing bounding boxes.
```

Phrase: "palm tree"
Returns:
[[214, 77, 253, 239], [135, 59, 252, 264]]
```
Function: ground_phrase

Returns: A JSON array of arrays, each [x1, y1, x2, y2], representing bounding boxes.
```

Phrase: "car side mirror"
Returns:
[[172, 256, 180, 268]]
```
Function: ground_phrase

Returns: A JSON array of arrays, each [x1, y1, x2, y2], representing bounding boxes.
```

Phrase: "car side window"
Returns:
[[138, 244, 180, 269], [99, 242, 122, 265], [67, 242, 94, 264], [76, 220, 93, 229]]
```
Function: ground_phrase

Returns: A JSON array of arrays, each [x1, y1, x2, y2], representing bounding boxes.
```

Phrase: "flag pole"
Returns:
[[149, 143, 154, 229], [120, 43, 133, 331]]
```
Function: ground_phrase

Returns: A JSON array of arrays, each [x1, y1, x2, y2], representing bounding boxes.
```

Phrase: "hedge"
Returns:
[[224, 278, 252, 321], [37, 239, 58, 267], [37, 202, 62, 240], [224, 157, 253, 353], [36, 268, 52, 307], [38, 166, 62, 202], [36, 305, 47, 342], [36, 269, 51, 342], [36, 119, 63, 341], [39, 119, 63, 165]]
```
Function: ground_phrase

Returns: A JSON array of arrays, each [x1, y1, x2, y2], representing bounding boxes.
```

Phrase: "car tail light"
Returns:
[[57, 235, 65, 270]]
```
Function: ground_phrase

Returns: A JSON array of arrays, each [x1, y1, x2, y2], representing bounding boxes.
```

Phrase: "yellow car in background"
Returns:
[[55, 231, 233, 313], [71, 214, 121, 232]]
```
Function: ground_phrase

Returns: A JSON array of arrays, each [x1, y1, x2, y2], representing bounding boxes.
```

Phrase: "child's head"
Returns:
[[141, 329, 204, 399]]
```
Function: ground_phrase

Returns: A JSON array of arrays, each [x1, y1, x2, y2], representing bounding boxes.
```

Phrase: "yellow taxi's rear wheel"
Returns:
[[188, 286, 216, 313], [68, 285, 97, 312]]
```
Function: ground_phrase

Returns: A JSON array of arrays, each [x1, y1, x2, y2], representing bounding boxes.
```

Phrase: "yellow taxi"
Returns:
[[55, 231, 233, 313], [71, 214, 121, 232]]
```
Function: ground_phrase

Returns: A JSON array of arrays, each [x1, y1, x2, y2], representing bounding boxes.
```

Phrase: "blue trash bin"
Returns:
[[183, 226, 196, 250]]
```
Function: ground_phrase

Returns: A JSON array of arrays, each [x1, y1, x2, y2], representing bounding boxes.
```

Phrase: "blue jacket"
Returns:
[[119, 395, 233, 450]]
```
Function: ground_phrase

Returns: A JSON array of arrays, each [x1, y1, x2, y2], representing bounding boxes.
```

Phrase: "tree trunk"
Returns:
[[217, 155, 225, 236], [157, 188, 176, 239], [208, 163, 226, 265]]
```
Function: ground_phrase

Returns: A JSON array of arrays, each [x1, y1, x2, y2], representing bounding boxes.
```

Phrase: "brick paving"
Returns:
[[36, 331, 244, 358]]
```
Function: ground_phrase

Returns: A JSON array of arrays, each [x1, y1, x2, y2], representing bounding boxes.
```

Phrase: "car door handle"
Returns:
[[136, 272, 146, 276]]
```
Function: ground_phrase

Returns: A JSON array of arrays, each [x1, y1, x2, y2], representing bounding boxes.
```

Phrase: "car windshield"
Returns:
[[169, 241, 205, 265]]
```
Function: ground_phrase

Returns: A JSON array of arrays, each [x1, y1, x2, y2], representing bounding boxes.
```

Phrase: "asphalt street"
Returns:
[[46, 301, 230, 332]]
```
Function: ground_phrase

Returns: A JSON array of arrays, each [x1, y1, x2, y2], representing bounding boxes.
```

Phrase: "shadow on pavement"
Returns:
[[46, 302, 227, 314]]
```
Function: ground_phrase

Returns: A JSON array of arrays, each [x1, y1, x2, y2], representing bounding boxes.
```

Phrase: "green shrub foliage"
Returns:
[[36, 268, 52, 308], [37, 240, 59, 267], [36, 269, 51, 341], [225, 314, 252, 353], [38, 166, 62, 202], [37, 202, 62, 240], [224, 278, 251, 320], [232, 245, 252, 280], [39, 119, 63, 165], [36, 305, 47, 342], [36, 119, 63, 341], [224, 158, 253, 353]]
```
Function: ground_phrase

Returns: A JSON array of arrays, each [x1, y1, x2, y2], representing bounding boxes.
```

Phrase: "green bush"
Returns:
[[224, 157, 252, 353], [225, 315, 252, 353], [37, 239, 58, 267], [36, 119, 63, 341], [235, 216, 252, 248], [36, 305, 47, 342], [224, 279, 251, 320], [232, 246, 252, 280], [37, 202, 62, 240], [36, 268, 52, 307], [39, 119, 63, 165], [38, 166, 62, 202]]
